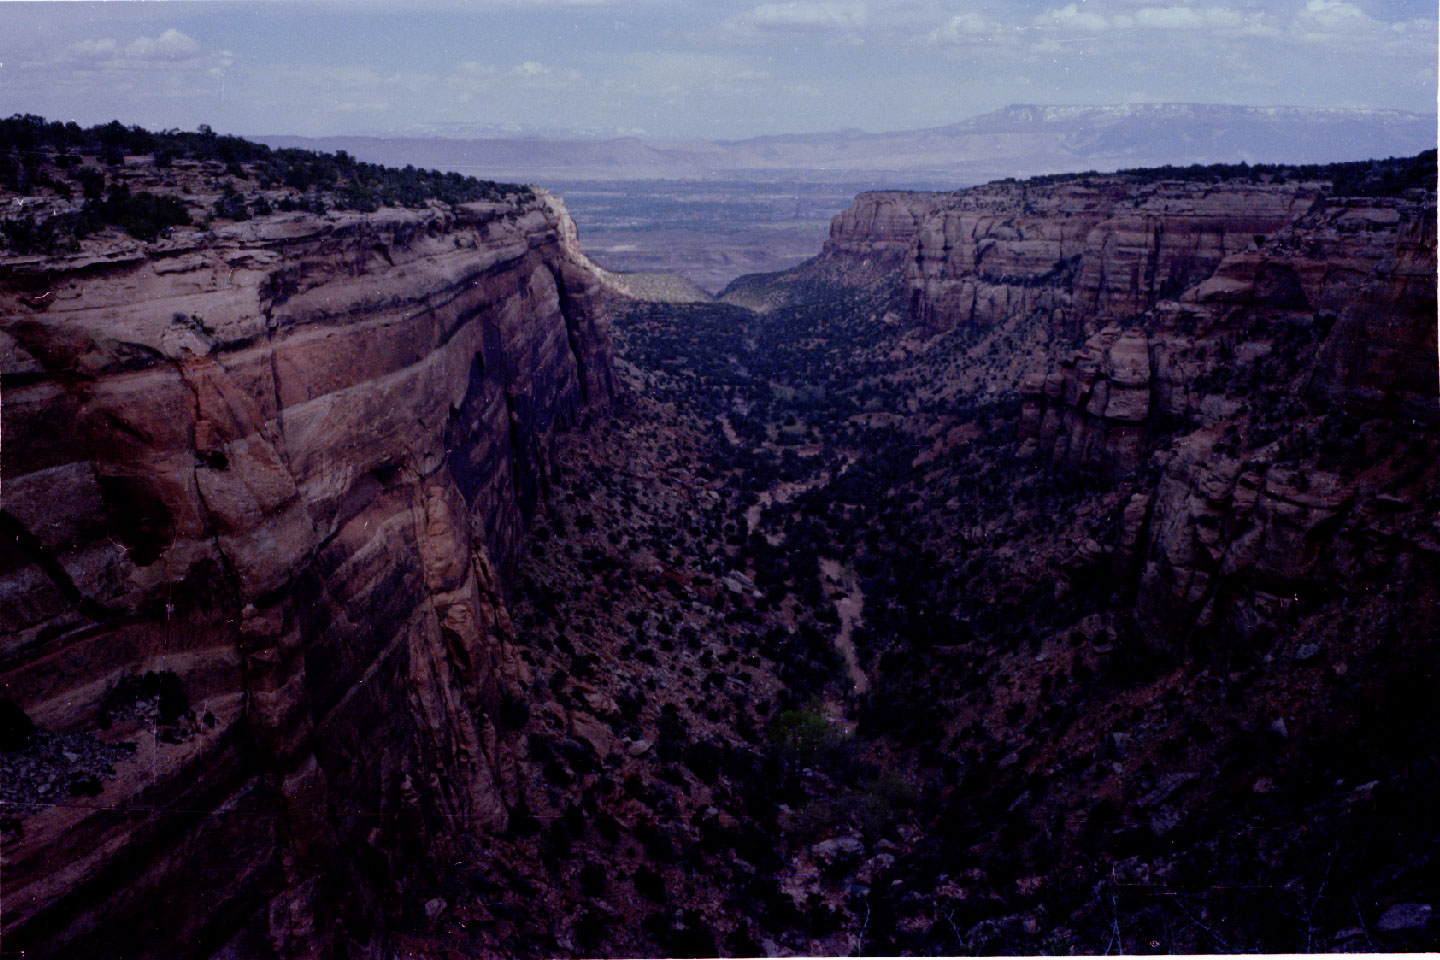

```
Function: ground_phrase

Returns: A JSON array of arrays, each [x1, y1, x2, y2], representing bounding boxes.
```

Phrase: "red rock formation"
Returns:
[[0, 193, 614, 957], [1019, 325, 1151, 474], [904, 178, 1316, 334], [719, 191, 948, 312], [1018, 184, 1435, 467], [823, 191, 944, 276], [1016, 184, 1436, 649]]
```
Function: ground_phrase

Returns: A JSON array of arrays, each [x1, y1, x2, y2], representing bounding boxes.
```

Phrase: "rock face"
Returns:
[[1017, 185, 1437, 649], [1019, 325, 1152, 474], [0, 194, 614, 957], [1014, 185, 1436, 474], [823, 192, 945, 278], [719, 191, 948, 312], [810, 155, 1436, 661], [905, 178, 1316, 335], [797, 174, 1326, 338]]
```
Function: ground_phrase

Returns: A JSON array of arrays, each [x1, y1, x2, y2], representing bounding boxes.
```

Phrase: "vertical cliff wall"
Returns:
[[780, 156, 1435, 664], [1002, 180, 1437, 653], [1, 194, 614, 958], [903, 178, 1317, 334]]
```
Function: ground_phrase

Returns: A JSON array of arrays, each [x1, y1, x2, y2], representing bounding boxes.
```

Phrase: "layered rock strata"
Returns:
[[1020, 190, 1436, 468], [1017, 186, 1437, 650], [0, 194, 614, 958], [906, 178, 1316, 334], [823, 191, 945, 278], [719, 191, 946, 311], [1018, 325, 1152, 474]]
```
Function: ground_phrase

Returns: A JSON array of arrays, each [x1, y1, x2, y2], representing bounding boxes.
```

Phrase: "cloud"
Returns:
[[1298, 0, 1365, 28], [57, 28, 234, 75], [1132, 6, 1241, 30], [927, 13, 1007, 46], [123, 28, 207, 62], [623, 51, 775, 97], [1293, 0, 1434, 47], [1033, 4, 1112, 33], [1031, 4, 1280, 39], [731, 1, 868, 34]]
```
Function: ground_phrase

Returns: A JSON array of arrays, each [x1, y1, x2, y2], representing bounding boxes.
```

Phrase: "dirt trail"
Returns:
[[741, 457, 867, 696], [819, 557, 869, 695], [718, 415, 742, 447]]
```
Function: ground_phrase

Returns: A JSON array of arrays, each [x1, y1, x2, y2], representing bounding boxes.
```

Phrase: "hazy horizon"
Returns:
[[1, 0, 1435, 142]]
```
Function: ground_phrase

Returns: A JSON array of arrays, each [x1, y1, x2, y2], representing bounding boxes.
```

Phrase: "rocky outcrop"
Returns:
[[719, 192, 947, 311], [1019, 325, 1151, 474], [1019, 182, 1437, 649], [1020, 186, 1435, 471], [905, 178, 1315, 334], [1148, 193, 1437, 421], [1305, 196, 1439, 410], [0, 193, 614, 958], [823, 191, 946, 276]]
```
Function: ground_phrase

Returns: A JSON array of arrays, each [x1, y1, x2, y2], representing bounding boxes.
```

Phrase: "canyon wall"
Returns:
[[821, 191, 945, 279], [816, 157, 1436, 659], [1, 194, 614, 958], [719, 191, 946, 311], [904, 178, 1317, 334], [1010, 184, 1436, 651]]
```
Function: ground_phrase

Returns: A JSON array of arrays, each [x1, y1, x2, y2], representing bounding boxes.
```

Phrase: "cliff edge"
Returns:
[[0, 136, 614, 958]]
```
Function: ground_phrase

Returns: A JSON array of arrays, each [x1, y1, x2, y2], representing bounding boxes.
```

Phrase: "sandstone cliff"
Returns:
[[749, 171, 1323, 340], [904, 177, 1316, 334], [1010, 172, 1438, 652], [719, 191, 946, 311], [777, 154, 1436, 664], [1, 190, 614, 957]]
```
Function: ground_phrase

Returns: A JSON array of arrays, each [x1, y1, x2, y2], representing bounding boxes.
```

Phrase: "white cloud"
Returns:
[[629, 51, 772, 84], [1299, 0, 1365, 28], [455, 60, 500, 79], [732, 1, 868, 33], [1033, 4, 1112, 33], [1032, 4, 1280, 39], [57, 28, 233, 75], [124, 28, 206, 62], [1293, 0, 1433, 47], [927, 13, 1005, 46], [1134, 6, 1216, 29]]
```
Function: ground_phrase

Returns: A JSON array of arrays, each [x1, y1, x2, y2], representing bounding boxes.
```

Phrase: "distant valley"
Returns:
[[261, 103, 1434, 184], [259, 102, 1434, 289], [543, 179, 943, 293]]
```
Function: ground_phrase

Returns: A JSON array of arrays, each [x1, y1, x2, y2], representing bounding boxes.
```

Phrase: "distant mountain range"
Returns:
[[258, 102, 1436, 185]]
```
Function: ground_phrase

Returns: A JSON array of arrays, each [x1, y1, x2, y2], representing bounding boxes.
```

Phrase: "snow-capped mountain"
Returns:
[[259, 102, 1436, 184]]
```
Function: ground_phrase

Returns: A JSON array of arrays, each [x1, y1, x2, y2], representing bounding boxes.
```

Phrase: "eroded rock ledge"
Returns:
[[1, 194, 614, 958]]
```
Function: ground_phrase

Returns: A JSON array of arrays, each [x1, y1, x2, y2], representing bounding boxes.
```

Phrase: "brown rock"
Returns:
[[0, 190, 614, 958]]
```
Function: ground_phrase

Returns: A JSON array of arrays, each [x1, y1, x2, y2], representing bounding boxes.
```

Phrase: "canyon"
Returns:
[[1, 127, 1436, 957]]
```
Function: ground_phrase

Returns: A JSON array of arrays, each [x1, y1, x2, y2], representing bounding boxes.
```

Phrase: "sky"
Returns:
[[0, 0, 1435, 140]]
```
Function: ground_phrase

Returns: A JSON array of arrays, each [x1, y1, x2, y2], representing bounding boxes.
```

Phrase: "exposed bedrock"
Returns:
[[0, 194, 614, 958], [905, 179, 1317, 334], [1018, 190, 1437, 651], [1020, 192, 1436, 474]]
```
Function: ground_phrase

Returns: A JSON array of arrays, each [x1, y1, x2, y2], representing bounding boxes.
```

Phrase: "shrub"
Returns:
[[88, 185, 191, 240], [767, 705, 839, 765]]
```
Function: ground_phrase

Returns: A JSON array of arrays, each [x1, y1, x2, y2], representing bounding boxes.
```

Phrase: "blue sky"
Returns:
[[1, 1, 1435, 139]]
